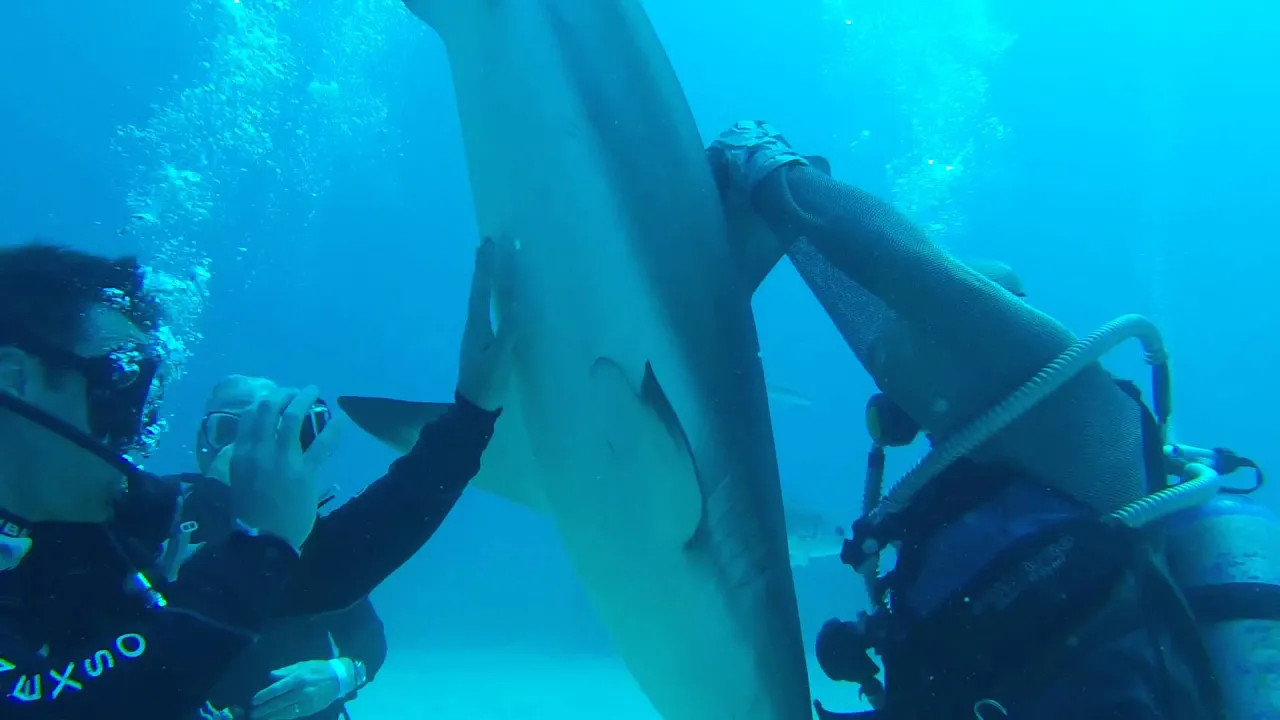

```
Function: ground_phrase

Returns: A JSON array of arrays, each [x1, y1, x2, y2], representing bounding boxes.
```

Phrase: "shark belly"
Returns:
[[402, 0, 810, 717]]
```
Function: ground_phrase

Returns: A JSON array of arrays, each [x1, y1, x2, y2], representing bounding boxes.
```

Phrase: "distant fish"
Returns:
[[785, 504, 849, 567], [118, 210, 159, 237], [766, 383, 813, 407]]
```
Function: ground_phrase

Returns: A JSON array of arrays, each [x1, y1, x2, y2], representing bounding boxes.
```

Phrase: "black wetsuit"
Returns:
[[170, 474, 389, 720], [0, 393, 496, 719]]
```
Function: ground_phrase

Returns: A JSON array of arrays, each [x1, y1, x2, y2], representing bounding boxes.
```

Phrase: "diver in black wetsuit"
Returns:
[[153, 374, 389, 720], [0, 239, 511, 719], [707, 122, 1225, 719]]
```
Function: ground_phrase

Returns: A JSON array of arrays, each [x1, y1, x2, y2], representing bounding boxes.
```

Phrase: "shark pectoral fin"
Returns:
[[337, 395, 545, 512], [336, 396, 452, 454], [588, 359, 704, 549]]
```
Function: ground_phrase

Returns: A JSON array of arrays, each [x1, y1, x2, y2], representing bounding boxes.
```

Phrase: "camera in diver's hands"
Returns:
[[299, 399, 331, 453]]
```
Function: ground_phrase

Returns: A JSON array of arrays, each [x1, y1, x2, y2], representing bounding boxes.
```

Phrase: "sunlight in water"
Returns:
[[820, 0, 1014, 243], [110, 0, 415, 356]]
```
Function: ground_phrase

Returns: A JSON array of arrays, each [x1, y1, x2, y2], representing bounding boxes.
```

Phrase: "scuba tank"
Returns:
[[1161, 477, 1278, 720], [815, 314, 1267, 718]]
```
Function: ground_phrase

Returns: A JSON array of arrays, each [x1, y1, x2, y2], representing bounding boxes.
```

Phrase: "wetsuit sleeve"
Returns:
[[755, 163, 1149, 510], [0, 532, 298, 719], [277, 392, 500, 616], [325, 596, 388, 681], [754, 164, 1078, 363]]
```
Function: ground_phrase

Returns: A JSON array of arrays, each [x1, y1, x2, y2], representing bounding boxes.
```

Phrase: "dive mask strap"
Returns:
[[0, 392, 181, 571], [0, 391, 140, 478]]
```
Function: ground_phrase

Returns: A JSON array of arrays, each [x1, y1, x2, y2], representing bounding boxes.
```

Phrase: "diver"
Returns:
[[0, 238, 511, 719], [706, 121, 1266, 719], [158, 374, 388, 720]]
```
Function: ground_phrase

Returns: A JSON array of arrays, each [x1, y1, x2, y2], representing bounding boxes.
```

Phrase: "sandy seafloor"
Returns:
[[346, 649, 871, 718]]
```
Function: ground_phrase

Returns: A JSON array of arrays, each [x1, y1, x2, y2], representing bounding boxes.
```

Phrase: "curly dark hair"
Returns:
[[0, 240, 167, 364]]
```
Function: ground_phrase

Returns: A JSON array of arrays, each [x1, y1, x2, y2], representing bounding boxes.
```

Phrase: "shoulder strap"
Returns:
[[1112, 378, 1168, 495]]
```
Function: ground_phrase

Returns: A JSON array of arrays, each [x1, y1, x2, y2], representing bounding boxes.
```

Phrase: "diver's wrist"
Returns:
[[330, 657, 356, 696], [233, 518, 304, 555]]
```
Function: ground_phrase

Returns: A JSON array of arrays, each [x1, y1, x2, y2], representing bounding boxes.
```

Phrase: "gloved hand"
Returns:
[[706, 120, 812, 203], [251, 659, 352, 719], [455, 237, 518, 413]]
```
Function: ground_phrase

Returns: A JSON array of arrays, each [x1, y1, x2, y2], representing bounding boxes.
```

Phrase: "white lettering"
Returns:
[[116, 633, 145, 659], [83, 650, 114, 678], [49, 663, 82, 699], [14, 632, 147, 704], [200, 701, 234, 719], [10, 673, 41, 702]]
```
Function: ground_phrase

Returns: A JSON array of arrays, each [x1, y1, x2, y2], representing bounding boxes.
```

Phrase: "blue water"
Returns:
[[2, 0, 1277, 713]]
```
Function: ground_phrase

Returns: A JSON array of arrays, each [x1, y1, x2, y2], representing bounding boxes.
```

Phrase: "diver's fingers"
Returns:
[[490, 234, 526, 339], [465, 238, 497, 340], [302, 415, 342, 473], [239, 389, 287, 450], [277, 386, 320, 457], [487, 298, 522, 376]]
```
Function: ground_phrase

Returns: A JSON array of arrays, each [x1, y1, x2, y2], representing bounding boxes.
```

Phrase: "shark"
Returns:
[[346, 1, 812, 717]]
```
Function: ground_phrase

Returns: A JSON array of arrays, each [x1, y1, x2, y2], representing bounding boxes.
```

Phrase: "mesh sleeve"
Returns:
[[756, 165, 1147, 512]]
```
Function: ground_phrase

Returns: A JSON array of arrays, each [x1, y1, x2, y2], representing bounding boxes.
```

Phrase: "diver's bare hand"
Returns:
[[230, 386, 337, 551], [455, 237, 517, 413]]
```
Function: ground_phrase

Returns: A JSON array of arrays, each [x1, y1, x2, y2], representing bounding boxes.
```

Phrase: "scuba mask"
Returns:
[[0, 317, 170, 459], [199, 399, 338, 508], [57, 342, 168, 458], [200, 398, 331, 455], [0, 327, 181, 577]]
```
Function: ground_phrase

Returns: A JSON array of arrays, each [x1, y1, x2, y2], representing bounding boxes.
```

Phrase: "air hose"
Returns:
[[872, 314, 1171, 522], [1109, 461, 1220, 528]]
